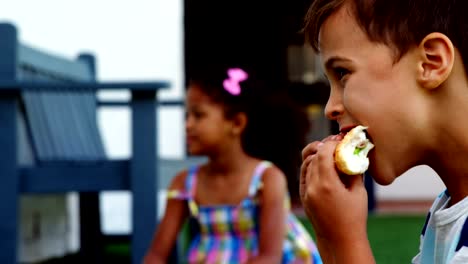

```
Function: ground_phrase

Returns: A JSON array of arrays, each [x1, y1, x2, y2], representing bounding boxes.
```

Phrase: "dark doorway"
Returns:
[[184, 0, 316, 91]]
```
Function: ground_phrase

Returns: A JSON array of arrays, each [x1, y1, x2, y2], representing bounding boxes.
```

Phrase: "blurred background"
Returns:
[[0, 0, 446, 263]]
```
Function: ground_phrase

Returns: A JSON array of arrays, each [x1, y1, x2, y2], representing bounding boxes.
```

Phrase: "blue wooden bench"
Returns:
[[0, 22, 170, 264]]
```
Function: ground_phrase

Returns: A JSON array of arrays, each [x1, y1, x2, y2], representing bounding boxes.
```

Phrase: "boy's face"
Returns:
[[318, 4, 425, 185]]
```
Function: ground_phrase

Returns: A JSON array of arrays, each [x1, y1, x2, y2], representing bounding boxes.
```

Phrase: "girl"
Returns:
[[144, 65, 321, 264]]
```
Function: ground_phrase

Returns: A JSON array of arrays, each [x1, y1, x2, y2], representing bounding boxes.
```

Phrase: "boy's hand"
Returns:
[[299, 135, 370, 257]]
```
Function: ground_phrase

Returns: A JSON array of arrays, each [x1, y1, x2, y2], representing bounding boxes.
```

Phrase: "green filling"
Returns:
[[354, 147, 364, 155]]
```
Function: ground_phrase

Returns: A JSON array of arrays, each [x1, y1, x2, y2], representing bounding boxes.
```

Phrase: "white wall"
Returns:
[[0, 0, 186, 157], [0, 0, 185, 261], [376, 165, 446, 201]]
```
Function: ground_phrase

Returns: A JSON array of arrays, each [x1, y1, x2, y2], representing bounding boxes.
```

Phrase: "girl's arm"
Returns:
[[144, 171, 190, 264], [247, 166, 287, 264]]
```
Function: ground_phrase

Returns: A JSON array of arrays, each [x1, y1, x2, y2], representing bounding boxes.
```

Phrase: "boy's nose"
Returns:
[[324, 91, 344, 121]]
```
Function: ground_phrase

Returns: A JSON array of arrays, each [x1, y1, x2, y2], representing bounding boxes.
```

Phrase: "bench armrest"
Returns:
[[0, 80, 170, 92]]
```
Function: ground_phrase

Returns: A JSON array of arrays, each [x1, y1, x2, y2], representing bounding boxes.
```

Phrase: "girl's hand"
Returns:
[[299, 136, 374, 263]]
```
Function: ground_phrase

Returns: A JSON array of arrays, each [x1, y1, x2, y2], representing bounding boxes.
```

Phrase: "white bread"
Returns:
[[334, 125, 374, 175]]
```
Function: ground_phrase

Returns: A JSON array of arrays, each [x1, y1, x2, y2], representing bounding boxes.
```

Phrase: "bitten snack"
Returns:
[[334, 125, 374, 175]]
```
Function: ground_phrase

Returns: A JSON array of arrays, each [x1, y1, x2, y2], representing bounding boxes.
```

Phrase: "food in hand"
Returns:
[[334, 125, 374, 175]]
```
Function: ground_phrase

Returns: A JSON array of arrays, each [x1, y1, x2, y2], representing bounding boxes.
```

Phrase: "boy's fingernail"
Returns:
[[317, 142, 324, 148], [333, 134, 343, 140]]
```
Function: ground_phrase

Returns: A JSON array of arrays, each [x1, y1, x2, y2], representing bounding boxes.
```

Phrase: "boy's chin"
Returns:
[[367, 165, 397, 186]]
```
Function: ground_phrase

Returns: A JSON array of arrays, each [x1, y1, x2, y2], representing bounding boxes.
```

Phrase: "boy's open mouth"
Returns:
[[339, 125, 356, 136], [340, 125, 374, 145]]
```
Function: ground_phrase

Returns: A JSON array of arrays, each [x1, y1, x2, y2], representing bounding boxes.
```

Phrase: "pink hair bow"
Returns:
[[223, 68, 248, 95]]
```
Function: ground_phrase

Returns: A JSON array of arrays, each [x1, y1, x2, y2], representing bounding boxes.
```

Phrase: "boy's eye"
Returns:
[[333, 67, 350, 81]]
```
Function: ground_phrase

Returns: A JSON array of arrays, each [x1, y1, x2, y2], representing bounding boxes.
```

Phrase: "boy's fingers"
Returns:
[[300, 154, 316, 205], [307, 153, 320, 185], [301, 141, 321, 161], [321, 134, 337, 142], [302, 138, 342, 187], [316, 140, 342, 184], [300, 155, 314, 187], [302, 134, 342, 161]]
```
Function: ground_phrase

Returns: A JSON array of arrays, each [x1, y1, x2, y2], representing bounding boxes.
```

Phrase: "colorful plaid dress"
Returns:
[[167, 161, 322, 264]]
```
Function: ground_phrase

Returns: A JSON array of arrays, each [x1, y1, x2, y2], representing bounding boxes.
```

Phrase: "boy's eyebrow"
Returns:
[[324, 56, 352, 70]]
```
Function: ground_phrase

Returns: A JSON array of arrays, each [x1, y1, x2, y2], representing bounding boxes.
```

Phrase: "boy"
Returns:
[[299, 0, 468, 263]]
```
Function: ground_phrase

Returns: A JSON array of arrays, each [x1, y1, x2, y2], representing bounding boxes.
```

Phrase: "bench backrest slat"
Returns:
[[13, 38, 106, 162], [18, 45, 92, 81]]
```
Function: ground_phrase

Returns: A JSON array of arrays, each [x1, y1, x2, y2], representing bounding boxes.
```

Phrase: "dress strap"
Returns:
[[165, 166, 200, 216], [166, 166, 198, 199], [166, 189, 190, 200], [185, 165, 200, 216], [247, 161, 273, 197]]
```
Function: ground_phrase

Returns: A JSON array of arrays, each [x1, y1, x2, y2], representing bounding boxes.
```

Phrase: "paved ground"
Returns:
[[375, 200, 432, 215]]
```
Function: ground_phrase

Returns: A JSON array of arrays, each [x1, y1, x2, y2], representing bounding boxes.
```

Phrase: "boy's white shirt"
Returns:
[[412, 191, 468, 264]]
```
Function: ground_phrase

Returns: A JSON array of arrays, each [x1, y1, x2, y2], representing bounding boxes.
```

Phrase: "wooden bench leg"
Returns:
[[0, 96, 19, 263], [79, 192, 104, 263], [131, 91, 158, 264]]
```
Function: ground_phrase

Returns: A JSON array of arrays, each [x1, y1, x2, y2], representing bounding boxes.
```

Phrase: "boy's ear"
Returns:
[[231, 112, 248, 136], [416, 32, 454, 90]]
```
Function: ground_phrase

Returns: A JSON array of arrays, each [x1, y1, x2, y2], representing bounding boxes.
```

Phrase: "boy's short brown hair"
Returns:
[[304, 0, 468, 75]]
